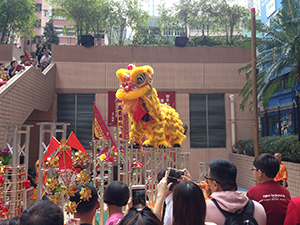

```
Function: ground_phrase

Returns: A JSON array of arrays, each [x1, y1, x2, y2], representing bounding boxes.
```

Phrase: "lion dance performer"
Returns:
[[116, 63, 186, 148]]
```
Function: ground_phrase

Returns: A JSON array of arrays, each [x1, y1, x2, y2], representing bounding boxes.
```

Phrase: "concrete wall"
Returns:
[[229, 153, 300, 198], [51, 45, 253, 179], [0, 64, 56, 160]]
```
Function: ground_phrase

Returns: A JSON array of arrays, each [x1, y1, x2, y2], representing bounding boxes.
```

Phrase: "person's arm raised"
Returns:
[[153, 170, 172, 219]]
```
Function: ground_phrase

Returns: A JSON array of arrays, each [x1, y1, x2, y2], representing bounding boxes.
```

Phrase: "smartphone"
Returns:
[[168, 168, 184, 180], [131, 185, 146, 208]]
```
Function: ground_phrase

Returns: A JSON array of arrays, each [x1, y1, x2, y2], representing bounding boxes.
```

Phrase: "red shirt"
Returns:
[[284, 197, 300, 225], [247, 180, 290, 225]]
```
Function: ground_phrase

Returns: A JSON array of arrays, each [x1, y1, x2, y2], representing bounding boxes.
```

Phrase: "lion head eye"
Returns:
[[136, 73, 146, 85]]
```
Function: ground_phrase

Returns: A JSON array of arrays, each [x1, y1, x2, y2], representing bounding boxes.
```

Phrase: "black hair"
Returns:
[[253, 153, 279, 178], [119, 206, 162, 225], [20, 55, 26, 59], [10, 61, 17, 66], [172, 182, 206, 225], [157, 169, 179, 191], [103, 181, 129, 207], [0, 219, 10, 225], [19, 200, 63, 225], [209, 158, 237, 191], [8, 217, 19, 225], [69, 183, 98, 214]]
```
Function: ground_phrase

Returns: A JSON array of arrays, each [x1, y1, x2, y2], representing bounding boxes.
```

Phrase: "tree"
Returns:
[[50, 0, 110, 45], [43, 19, 59, 50], [106, 0, 149, 45], [0, 0, 37, 43], [238, 0, 300, 109], [214, 0, 248, 45]]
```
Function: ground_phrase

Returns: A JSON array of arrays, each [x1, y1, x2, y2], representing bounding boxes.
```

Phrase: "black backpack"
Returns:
[[211, 199, 259, 225]]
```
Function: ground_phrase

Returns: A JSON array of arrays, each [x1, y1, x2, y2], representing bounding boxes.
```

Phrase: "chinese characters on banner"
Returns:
[[108, 91, 176, 126]]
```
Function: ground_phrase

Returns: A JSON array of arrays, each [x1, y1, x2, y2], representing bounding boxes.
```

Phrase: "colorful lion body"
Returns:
[[116, 64, 186, 148]]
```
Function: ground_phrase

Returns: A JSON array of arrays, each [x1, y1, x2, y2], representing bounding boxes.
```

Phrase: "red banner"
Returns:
[[93, 102, 117, 150], [108, 91, 175, 126]]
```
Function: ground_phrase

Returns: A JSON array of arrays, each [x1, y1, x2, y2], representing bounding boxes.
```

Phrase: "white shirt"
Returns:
[[40, 55, 51, 63], [164, 193, 173, 225]]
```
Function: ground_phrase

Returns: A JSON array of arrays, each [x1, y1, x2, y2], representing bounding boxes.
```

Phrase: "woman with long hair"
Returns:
[[172, 181, 206, 225], [119, 206, 162, 225]]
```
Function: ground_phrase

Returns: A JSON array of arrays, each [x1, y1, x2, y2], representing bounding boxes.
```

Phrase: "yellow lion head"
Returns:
[[116, 64, 154, 101]]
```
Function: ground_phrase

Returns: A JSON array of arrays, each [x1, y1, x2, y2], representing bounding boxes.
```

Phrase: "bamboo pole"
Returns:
[[251, 8, 259, 158]]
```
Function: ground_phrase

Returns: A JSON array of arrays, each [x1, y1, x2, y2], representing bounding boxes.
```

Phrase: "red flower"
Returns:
[[0, 206, 9, 217], [108, 157, 114, 162], [0, 176, 4, 184], [24, 180, 31, 189]]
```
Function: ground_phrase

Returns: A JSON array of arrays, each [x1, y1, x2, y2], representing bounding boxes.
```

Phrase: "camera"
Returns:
[[168, 168, 184, 180]]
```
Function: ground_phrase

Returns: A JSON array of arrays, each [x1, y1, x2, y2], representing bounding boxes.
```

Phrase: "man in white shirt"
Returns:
[[40, 50, 51, 66]]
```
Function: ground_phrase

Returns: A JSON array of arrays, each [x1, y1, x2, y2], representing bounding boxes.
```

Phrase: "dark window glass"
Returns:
[[190, 94, 226, 148]]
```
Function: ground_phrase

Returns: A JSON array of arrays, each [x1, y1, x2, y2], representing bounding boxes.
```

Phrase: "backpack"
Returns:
[[211, 198, 259, 225]]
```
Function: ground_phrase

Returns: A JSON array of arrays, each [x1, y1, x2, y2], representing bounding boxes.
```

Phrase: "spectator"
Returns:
[[284, 196, 300, 225], [37, 65, 43, 73], [119, 206, 162, 225], [103, 181, 129, 225], [32, 59, 38, 68], [19, 200, 63, 225], [24, 58, 31, 66], [156, 169, 180, 225], [36, 44, 43, 63], [247, 153, 290, 225], [205, 158, 266, 225], [172, 181, 206, 225], [24, 51, 30, 59], [18, 55, 26, 65], [9, 61, 24, 78], [0, 63, 9, 84], [40, 50, 51, 67], [69, 183, 100, 225], [274, 153, 288, 187]]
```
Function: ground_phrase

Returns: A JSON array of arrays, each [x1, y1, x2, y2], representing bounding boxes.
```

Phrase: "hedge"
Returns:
[[236, 135, 300, 163]]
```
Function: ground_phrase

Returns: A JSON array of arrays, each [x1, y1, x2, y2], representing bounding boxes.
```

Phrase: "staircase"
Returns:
[[0, 64, 56, 146]]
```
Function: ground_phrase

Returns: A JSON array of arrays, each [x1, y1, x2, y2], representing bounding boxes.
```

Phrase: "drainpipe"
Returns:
[[229, 94, 236, 148]]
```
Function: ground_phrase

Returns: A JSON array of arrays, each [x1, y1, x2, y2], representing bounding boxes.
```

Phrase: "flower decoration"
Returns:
[[64, 201, 77, 214], [0, 176, 4, 184], [97, 150, 115, 162], [0, 148, 12, 165], [131, 162, 143, 169], [76, 171, 90, 185], [61, 184, 77, 199], [49, 192, 62, 205], [0, 206, 9, 218], [47, 177, 60, 192], [80, 187, 92, 201], [23, 180, 31, 189]]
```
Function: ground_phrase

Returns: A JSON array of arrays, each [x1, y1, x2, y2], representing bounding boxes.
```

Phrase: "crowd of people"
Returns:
[[0, 153, 297, 225], [0, 44, 52, 88]]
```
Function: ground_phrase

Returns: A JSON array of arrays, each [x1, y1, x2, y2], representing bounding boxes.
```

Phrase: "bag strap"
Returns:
[[211, 198, 255, 218]]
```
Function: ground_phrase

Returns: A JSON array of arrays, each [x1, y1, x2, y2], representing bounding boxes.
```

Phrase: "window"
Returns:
[[44, 10, 48, 17], [35, 19, 41, 27], [190, 94, 226, 148], [57, 94, 95, 150], [36, 4, 42, 11]]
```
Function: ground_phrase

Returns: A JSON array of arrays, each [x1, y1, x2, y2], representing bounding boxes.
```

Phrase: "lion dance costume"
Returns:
[[116, 64, 186, 148]]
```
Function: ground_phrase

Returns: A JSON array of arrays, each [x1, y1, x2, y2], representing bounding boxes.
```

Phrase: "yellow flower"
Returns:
[[46, 177, 59, 192], [64, 200, 77, 214], [76, 171, 91, 185], [80, 187, 92, 201], [61, 184, 77, 199], [49, 192, 61, 205]]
